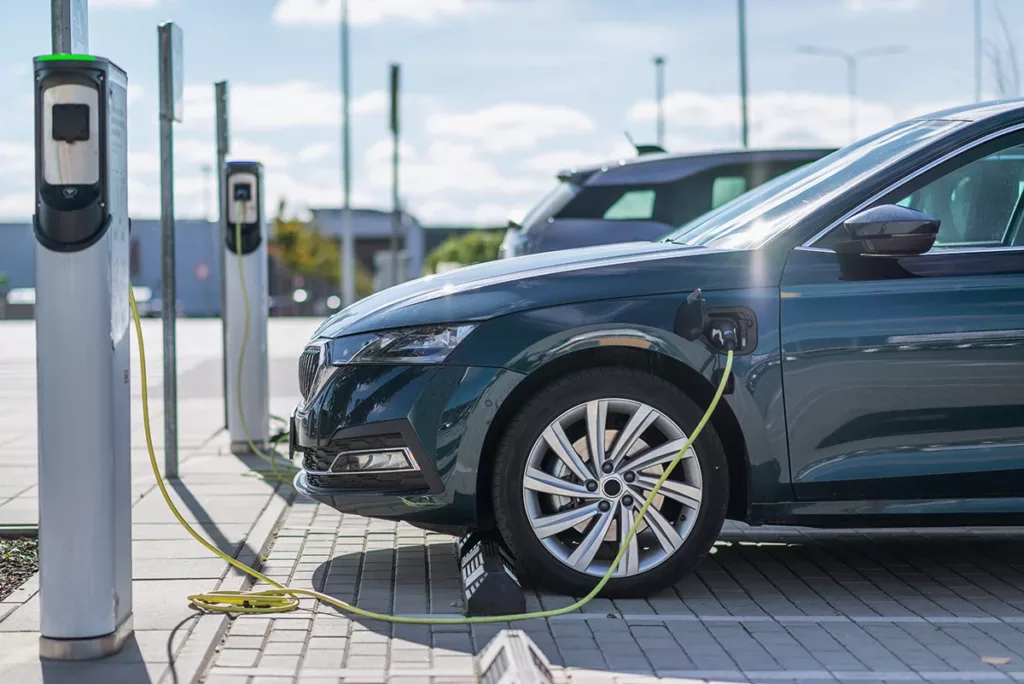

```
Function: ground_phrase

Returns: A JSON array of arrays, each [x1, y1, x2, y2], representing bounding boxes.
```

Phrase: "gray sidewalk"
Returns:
[[0, 318, 315, 683]]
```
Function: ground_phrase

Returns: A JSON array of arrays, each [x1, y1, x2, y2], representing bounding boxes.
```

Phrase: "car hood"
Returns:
[[312, 240, 760, 339]]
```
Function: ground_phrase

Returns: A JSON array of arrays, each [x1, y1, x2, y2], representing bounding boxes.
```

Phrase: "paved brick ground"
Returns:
[[205, 502, 1024, 683]]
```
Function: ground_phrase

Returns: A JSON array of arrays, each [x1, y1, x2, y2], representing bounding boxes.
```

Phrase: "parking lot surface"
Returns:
[[3, 319, 1024, 683], [202, 500, 1024, 683]]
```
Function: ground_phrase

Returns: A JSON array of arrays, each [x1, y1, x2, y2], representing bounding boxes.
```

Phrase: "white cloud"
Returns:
[[364, 138, 546, 198], [519, 150, 598, 174], [629, 90, 922, 149], [0, 192, 33, 219], [842, 0, 922, 11], [91, 0, 159, 6], [229, 139, 294, 169], [0, 141, 34, 175], [179, 83, 388, 132], [128, 151, 160, 175], [518, 140, 638, 174], [426, 103, 596, 153], [297, 142, 335, 164], [272, 0, 483, 27], [128, 84, 146, 105]]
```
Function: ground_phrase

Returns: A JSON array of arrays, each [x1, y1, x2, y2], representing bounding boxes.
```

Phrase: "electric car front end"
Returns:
[[292, 100, 1024, 597]]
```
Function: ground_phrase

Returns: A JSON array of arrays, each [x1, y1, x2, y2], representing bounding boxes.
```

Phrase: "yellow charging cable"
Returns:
[[128, 220, 734, 621]]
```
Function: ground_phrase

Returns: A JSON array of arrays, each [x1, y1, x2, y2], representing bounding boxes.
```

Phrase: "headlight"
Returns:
[[330, 324, 477, 365]]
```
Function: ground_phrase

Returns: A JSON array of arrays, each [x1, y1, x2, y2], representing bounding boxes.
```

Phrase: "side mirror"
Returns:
[[834, 204, 940, 256]]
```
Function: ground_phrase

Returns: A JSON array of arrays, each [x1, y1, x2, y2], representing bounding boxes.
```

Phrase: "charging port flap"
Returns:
[[705, 306, 758, 355]]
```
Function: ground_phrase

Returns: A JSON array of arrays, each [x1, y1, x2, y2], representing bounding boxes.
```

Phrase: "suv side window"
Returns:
[[711, 176, 748, 209], [602, 189, 655, 219], [558, 185, 658, 221], [819, 141, 1024, 251]]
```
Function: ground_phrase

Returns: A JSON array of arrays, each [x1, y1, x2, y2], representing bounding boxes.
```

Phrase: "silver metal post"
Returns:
[[51, 0, 88, 54], [975, 0, 983, 102], [340, 0, 355, 306], [738, 0, 749, 148], [158, 22, 183, 478], [653, 56, 665, 149], [846, 56, 857, 143], [390, 63, 401, 288], [215, 81, 230, 428]]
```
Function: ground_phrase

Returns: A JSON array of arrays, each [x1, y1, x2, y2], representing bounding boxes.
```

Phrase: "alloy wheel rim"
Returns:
[[522, 398, 703, 579]]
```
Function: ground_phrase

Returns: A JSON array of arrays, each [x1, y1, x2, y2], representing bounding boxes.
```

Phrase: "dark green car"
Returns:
[[291, 100, 1024, 597]]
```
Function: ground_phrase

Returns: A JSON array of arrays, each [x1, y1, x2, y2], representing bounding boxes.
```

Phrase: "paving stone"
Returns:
[[198, 489, 1024, 684], [263, 641, 305, 655], [215, 648, 261, 667], [223, 635, 265, 650]]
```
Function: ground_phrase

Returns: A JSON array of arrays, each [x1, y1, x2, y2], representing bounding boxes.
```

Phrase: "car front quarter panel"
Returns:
[[308, 363, 526, 528]]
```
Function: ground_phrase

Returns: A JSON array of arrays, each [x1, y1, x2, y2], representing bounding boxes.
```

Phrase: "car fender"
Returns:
[[451, 294, 792, 512]]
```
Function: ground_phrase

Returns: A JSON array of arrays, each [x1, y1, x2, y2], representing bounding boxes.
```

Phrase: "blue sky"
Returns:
[[0, 0, 1020, 224]]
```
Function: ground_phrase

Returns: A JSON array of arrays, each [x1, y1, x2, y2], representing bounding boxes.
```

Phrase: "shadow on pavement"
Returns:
[[166, 479, 265, 563], [299, 529, 1024, 665], [40, 636, 153, 684]]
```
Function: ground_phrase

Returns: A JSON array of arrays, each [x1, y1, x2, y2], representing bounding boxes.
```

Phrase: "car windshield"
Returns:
[[663, 118, 965, 249], [520, 180, 580, 231]]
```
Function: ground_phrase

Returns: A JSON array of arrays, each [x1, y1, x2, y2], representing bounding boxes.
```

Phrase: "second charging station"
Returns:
[[224, 161, 269, 454]]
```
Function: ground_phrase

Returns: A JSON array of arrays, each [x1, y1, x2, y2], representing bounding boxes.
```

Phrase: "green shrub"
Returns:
[[423, 230, 504, 275]]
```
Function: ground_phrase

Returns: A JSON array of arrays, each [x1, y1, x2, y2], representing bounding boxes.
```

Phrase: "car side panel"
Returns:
[[451, 289, 791, 504]]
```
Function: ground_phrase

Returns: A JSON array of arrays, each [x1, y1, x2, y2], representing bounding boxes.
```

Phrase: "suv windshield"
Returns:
[[520, 181, 580, 231], [663, 118, 964, 249]]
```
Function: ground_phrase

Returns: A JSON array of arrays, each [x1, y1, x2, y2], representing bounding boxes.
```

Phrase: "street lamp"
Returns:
[[796, 44, 908, 142], [339, 0, 355, 307]]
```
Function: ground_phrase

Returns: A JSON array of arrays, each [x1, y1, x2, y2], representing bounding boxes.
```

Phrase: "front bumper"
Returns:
[[289, 362, 525, 529]]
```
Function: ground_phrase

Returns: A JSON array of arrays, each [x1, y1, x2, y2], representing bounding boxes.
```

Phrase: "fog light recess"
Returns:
[[329, 448, 418, 473]]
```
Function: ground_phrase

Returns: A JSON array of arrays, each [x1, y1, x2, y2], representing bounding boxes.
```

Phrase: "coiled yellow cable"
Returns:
[[127, 205, 735, 621]]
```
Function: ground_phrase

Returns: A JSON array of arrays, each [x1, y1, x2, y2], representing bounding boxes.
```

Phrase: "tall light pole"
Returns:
[[975, 0, 983, 102], [389, 63, 401, 287], [653, 55, 666, 148], [796, 44, 908, 143], [340, 0, 355, 307], [738, 0, 749, 147]]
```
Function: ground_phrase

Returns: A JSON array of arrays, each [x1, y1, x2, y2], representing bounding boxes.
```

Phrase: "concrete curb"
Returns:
[[159, 485, 294, 684]]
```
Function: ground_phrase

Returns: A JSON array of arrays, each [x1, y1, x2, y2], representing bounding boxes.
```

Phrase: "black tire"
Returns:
[[491, 367, 729, 598]]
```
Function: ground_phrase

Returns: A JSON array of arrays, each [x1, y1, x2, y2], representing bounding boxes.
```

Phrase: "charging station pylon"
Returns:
[[33, 54, 134, 659], [224, 161, 269, 455]]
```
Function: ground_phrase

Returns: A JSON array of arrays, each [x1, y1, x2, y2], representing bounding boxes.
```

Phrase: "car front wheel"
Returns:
[[492, 367, 729, 598]]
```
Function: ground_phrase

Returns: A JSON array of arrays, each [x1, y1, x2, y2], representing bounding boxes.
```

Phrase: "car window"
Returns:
[[520, 181, 581, 231], [558, 185, 658, 221], [711, 176, 748, 209], [602, 189, 655, 219], [819, 140, 1024, 250], [663, 119, 963, 249], [896, 148, 1024, 248]]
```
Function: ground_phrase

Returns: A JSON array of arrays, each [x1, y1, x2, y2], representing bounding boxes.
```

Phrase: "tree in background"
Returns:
[[269, 200, 373, 301], [423, 230, 504, 275]]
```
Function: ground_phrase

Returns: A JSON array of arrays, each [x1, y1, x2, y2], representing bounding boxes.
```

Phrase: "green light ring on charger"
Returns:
[[36, 54, 98, 62]]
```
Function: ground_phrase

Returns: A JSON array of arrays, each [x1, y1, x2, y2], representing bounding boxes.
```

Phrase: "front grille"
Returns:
[[298, 346, 320, 400]]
